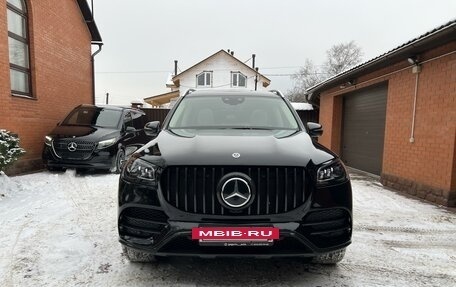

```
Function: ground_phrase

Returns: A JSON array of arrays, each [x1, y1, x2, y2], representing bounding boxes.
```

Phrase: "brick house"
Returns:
[[307, 20, 456, 207], [0, 0, 102, 174]]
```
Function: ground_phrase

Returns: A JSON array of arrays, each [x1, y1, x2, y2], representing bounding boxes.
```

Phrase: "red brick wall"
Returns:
[[0, 0, 93, 174], [318, 42, 456, 206]]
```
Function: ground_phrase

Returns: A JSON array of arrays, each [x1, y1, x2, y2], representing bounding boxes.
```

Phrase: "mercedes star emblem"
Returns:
[[67, 142, 78, 152], [221, 177, 251, 208], [232, 152, 240, 159]]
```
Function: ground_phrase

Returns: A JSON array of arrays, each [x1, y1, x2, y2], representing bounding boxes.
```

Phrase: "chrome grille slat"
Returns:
[[160, 166, 307, 216], [52, 139, 96, 160]]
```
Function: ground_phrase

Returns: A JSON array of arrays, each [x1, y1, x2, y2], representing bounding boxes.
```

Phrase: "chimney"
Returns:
[[174, 60, 178, 76], [252, 54, 256, 69], [231, 51, 234, 56]]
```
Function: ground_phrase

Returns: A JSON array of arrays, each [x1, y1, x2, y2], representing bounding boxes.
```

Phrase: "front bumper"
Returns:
[[118, 177, 352, 258], [42, 145, 116, 170]]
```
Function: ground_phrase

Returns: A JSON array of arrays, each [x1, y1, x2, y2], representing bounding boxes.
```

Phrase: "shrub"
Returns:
[[0, 129, 26, 173]]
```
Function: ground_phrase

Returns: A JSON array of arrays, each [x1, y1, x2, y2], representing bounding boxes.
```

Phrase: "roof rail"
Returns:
[[268, 90, 285, 98], [183, 89, 196, 97]]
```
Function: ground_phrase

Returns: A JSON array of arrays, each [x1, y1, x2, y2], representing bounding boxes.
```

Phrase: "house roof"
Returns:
[[307, 19, 456, 104], [76, 0, 102, 43], [172, 50, 271, 85], [144, 90, 180, 106]]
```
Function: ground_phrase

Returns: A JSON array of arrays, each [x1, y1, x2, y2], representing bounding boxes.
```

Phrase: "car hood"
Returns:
[[139, 130, 335, 167], [48, 125, 119, 141]]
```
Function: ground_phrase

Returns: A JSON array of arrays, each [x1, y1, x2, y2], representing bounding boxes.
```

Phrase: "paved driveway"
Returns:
[[0, 170, 455, 286]]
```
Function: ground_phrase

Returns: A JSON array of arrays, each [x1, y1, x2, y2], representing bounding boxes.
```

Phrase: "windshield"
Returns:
[[168, 95, 300, 131], [62, 107, 122, 128]]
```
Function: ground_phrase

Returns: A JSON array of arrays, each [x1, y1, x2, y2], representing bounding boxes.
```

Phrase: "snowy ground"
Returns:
[[0, 170, 455, 287]]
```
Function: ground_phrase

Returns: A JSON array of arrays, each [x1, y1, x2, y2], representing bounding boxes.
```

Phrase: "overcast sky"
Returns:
[[92, 0, 456, 105]]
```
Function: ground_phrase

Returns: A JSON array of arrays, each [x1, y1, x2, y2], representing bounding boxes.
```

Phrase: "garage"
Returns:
[[341, 84, 388, 175]]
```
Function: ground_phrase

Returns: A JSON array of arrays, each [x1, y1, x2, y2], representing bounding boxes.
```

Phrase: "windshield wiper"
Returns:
[[228, 127, 274, 130]]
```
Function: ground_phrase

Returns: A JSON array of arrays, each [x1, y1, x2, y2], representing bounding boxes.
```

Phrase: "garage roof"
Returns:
[[307, 19, 456, 105]]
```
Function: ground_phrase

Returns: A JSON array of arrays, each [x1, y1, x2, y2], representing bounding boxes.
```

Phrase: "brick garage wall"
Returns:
[[318, 42, 456, 206], [0, 0, 93, 174]]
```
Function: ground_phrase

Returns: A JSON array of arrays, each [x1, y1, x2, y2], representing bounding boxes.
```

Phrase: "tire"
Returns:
[[122, 245, 157, 263], [312, 248, 346, 264], [112, 148, 125, 174]]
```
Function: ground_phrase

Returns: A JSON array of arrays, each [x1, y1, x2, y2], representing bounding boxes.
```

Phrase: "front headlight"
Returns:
[[97, 138, 116, 149], [317, 159, 347, 184], [124, 158, 157, 182], [45, 136, 53, 146]]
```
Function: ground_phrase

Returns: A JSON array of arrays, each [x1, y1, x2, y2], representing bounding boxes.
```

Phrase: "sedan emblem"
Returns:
[[67, 142, 78, 152], [220, 177, 251, 208], [232, 153, 240, 159]]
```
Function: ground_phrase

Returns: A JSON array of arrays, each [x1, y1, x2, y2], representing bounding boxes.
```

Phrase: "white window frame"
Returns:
[[231, 72, 247, 88], [7, 0, 32, 98], [196, 71, 212, 88]]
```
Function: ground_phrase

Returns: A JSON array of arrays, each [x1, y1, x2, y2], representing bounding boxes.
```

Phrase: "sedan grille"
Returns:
[[52, 139, 96, 160], [160, 166, 308, 215]]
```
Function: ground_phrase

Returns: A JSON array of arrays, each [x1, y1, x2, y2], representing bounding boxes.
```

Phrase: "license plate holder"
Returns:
[[192, 227, 279, 247]]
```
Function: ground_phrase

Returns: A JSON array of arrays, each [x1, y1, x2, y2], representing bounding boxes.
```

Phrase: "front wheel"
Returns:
[[112, 148, 125, 174], [122, 245, 157, 263], [312, 248, 346, 264]]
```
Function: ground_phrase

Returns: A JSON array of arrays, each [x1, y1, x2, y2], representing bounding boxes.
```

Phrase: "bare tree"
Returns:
[[288, 41, 363, 102], [288, 60, 325, 102], [324, 41, 363, 77]]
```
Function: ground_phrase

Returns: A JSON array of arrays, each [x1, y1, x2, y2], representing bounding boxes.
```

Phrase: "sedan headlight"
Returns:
[[97, 138, 116, 149], [124, 158, 157, 182], [317, 159, 347, 184], [44, 136, 53, 146]]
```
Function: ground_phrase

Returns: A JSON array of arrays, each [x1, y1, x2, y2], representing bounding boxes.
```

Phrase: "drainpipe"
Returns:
[[409, 65, 421, 143], [91, 43, 103, 104], [255, 67, 259, 91]]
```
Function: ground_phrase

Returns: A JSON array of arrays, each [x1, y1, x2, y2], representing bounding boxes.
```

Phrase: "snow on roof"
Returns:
[[290, 102, 313, 111]]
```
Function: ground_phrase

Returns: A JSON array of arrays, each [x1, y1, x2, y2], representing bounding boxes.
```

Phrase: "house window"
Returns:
[[197, 71, 212, 87], [232, 72, 247, 87], [7, 0, 32, 97]]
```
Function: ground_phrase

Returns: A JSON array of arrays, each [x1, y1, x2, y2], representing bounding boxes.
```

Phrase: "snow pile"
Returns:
[[0, 172, 21, 200]]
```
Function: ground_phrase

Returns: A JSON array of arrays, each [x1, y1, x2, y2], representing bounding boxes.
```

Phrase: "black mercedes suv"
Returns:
[[43, 104, 151, 173], [118, 90, 352, 263]]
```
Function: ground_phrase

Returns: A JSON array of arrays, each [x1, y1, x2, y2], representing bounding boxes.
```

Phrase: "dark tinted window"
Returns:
[[63, 107, 122, 128], [124, 112, 133, 129]]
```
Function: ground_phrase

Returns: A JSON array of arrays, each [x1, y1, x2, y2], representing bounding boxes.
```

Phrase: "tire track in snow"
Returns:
[[355, 224, 456, 234]]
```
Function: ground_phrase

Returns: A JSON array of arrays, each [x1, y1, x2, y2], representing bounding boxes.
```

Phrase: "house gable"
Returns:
[[171, 50, 270, 96]]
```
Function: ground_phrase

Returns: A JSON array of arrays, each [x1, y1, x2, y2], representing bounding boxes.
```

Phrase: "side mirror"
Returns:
[[307, 122, 323, 137], [144, 121, 160, 137]]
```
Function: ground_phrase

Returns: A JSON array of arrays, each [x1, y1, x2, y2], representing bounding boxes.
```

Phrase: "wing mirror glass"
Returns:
[[144, 121, 160, 137], [307, 122, 323, 137]]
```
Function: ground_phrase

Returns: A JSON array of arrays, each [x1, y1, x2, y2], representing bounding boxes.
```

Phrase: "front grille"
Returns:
[[119, 207, 169, 243], [52, 139, 96, 160], [160, 166, 308, 215], [298, 209, 351, 248]]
